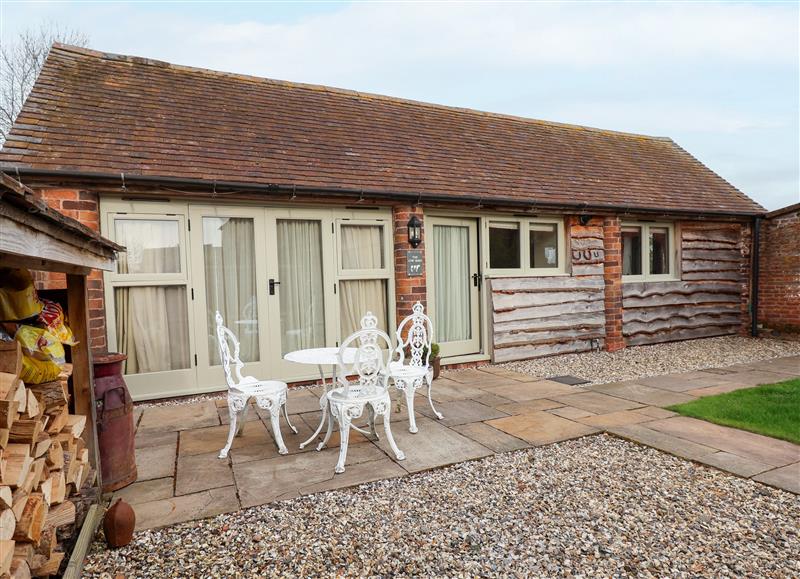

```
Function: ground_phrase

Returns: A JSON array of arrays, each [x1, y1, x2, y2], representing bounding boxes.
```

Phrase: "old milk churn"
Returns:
[[93, 352, 137, 492]]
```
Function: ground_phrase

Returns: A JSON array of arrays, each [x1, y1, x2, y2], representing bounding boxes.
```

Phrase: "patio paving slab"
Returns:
[[646, 416, 800, 467], [429, 379, 489, 402], [628, 375, 699, 392], [551, 391, 644, 414], [701, 451, 774, 478], [373, 415, 493, 473], [753, 462, 800, 494], [418, 399, 508, 426], [578, 409, 655, 429], [685, 383, 759, 398], [636, 406, 678, 420], [470, 392, 516, 408], [134, 429, 177, 449], [495, 399, 563, 415], [133, 485, 239, 530], [179, 420, 270, 457], [606, 424, 718, 462], [299, 412, 370, 448], [217, 404, 261, 425], [488, 380, 578, 402], [138, 401, 220, 433], [113, 477, 174, 506], [588, 383, 696, 407], [286, 389, 325, 415], [487, 411, 598, 446], [474, 367, 542, 382], [175, 451, 235, 496], [297, 457, 407, 496], [725, 370, 797, 386], [451, 422, 530, 453], [548, 406, 595, 420], [135, 443, 176, 481]]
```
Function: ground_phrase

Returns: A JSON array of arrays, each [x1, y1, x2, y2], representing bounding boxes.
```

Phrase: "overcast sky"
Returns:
[[1, 1, 797, 210]]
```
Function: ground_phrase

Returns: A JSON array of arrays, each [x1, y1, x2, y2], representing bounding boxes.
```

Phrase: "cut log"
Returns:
[[24, 391, 40, 420], [0, 506, 15, 540], [44, 409, 67, 436], [4, 444, 29, 458], [61, 415, 86, 439], [0, 373, 22, 402], [32, 435, 50, 460], [27, 381, 68, 415], [13, 493, 45, 543], [0, 399, 18, 429], [0, 428, 9, 449], [10, 490, 27, 521], [31, 551, 63, 577], [0, 341, 22, 378], [46, 473, 64, 506], [0, 540, 14, 575], [44, 441, 62, 470], [30, 526, 54, 570], [0, 485, 11, 509], [37, 477, 52, 508], [12, 542, 32, 566], [9, 557, 30, 579], [44, 501, 74, 528], [3, 455, 32, 488], [12, 382, 26, 413], [9, 421, 42, 445]]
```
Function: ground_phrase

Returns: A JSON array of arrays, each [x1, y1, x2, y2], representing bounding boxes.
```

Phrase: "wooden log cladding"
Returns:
[[627, 326, 736, 346], [490, 277, 606, 362]]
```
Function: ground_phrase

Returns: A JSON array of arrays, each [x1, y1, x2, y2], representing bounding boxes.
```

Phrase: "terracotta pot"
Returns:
[[431, 356, 441, 380], [104, 498, 136, 548]]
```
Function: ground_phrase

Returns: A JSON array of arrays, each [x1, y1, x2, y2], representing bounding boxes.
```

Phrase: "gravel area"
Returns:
[[85, 435, 799, 578], [499, 336, 800, 385]]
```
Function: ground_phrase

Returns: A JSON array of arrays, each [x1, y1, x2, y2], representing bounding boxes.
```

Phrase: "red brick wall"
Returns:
[[758, 205, 800, 332], [602, 216, 624, 352], [30, 188, 108, 353], [392, 205, 426, 322]]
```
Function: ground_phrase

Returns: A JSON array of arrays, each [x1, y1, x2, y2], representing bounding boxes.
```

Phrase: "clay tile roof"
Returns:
[[0, 44, 765, 215]]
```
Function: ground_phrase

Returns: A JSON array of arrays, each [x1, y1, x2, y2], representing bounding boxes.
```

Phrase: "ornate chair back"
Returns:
[[215, 311, 246, 389], [395, 302, 434, 369], [336, 312, 393, 398]]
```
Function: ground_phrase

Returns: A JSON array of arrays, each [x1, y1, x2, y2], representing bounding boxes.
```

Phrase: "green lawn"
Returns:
[[668, 379, 800, 445]]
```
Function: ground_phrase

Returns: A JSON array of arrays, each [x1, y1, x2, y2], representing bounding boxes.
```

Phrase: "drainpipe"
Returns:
[[751, 216, 761, 337]]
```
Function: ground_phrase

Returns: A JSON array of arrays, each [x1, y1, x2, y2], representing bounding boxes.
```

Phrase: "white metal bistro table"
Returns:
[[284, 347, 358, 449]]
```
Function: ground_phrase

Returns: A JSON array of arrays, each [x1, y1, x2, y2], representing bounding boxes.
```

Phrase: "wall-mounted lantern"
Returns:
[[407, 215, 422, 248]]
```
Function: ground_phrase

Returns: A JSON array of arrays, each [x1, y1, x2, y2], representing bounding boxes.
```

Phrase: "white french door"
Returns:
[[426, 217, 481, 358]]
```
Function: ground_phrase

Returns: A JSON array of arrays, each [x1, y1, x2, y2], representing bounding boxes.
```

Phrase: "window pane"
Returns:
[[649, 227, 670, 275], [202, 217, 259, 364], [340, 225, 384, 269], [339, 279, 388, 338], [622, 226, 642, 276], [434, 224, 472, 342], [115, 219, 181, 274], [489, 222, 520, 269], [114, 286, 190, 374], [529, 223, 559, 268], [278, 220, 326, 355]]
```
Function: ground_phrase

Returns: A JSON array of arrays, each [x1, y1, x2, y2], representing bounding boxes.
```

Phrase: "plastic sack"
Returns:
[[37, 299, 77, 345], [20, 355, 62, 384], [15, 325, 66, 366], [0, 268, 43, 321]]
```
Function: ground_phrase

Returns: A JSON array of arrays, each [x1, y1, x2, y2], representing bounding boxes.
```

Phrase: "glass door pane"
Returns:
[[433, 224, 472, 342], [276, 219, 326, 354], [202, 216, 259, 365]]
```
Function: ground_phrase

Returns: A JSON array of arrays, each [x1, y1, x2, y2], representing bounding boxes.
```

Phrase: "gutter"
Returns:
[[4, 167, 767, 219], [751, 216, 761, 337]]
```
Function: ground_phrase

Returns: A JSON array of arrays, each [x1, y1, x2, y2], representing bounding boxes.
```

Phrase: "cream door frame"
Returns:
[[425, 216, 481, 358], [101, 199, 197, 400], [188, 205, 272, 391]]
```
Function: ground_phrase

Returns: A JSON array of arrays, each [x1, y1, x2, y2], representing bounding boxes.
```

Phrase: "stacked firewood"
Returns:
[[0, 341, 92, 578]]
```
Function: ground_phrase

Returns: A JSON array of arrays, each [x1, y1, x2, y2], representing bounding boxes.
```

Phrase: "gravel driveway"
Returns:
[[84, 435, 799, 578], [499, 336, 800, 385]]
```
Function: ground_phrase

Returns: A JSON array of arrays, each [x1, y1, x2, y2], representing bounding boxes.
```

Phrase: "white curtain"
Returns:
[[114, 219, 190, 374], [203, 217, 258, 365], [278, 220, 326, 354], [434, 225, 471, 342], [339, 225, 387, 336], [622, 227, 641, 276]]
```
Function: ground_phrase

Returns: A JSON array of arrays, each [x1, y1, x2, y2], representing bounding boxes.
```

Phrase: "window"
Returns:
[[486, 217, 565, 275], [336, 220, 391, 337], [622, 222, 676, 281]]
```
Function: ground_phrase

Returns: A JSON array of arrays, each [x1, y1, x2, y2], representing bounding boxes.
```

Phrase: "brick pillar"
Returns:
[[392, 205, 427, 322], [30, 188, 108, 353], [603, 216, 625, 352]]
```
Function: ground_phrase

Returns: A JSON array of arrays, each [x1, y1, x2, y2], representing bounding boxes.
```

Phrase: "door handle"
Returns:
[[269, 279, 280, 295], [472, 273, 482, 287]]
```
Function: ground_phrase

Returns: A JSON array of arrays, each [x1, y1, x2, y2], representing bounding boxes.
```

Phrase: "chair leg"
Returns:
[[334, 415, 351, 474], [403, 383, 418, 433], [219, 405, 238, 459], [426, 375, 444, 420], [367, 403, 379, 440], [269, 406, 289, 455], [382, 408, 405, 462], [283, 402, 298, 434], [317, 401, 334, 451], [236, 403, 249, 436]]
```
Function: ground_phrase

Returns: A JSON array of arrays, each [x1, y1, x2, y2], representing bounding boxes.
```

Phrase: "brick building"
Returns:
[[758, 203, 800, 333], [0, 45, 767, 400]]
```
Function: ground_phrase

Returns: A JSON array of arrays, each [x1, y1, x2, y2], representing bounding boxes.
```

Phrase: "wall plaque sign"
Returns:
[[407, 250, 423, 277]]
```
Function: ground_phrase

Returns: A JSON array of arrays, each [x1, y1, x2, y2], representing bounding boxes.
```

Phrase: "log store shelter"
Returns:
[[0, 171, 122, 577], [0, 44, 767, 402]]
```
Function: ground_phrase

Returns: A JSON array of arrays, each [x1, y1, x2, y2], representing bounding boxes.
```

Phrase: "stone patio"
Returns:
[[119, 355, 800, 530]]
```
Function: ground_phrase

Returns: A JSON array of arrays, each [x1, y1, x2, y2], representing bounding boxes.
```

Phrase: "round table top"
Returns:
[[283, 347, 357, 366]]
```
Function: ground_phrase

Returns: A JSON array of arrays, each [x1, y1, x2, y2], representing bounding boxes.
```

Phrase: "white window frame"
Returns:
[[483, 216, 566, 277], [621, 221, 678, 282]]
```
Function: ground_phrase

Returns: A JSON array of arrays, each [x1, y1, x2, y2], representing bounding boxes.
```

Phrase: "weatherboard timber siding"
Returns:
[[621, 222, 750, 346]]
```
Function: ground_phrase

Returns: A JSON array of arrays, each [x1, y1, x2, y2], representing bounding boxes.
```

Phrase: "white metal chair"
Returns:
[[215, 311, 297, 458], [387, 302, 443, 433], [317, 312, 405, 474]]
